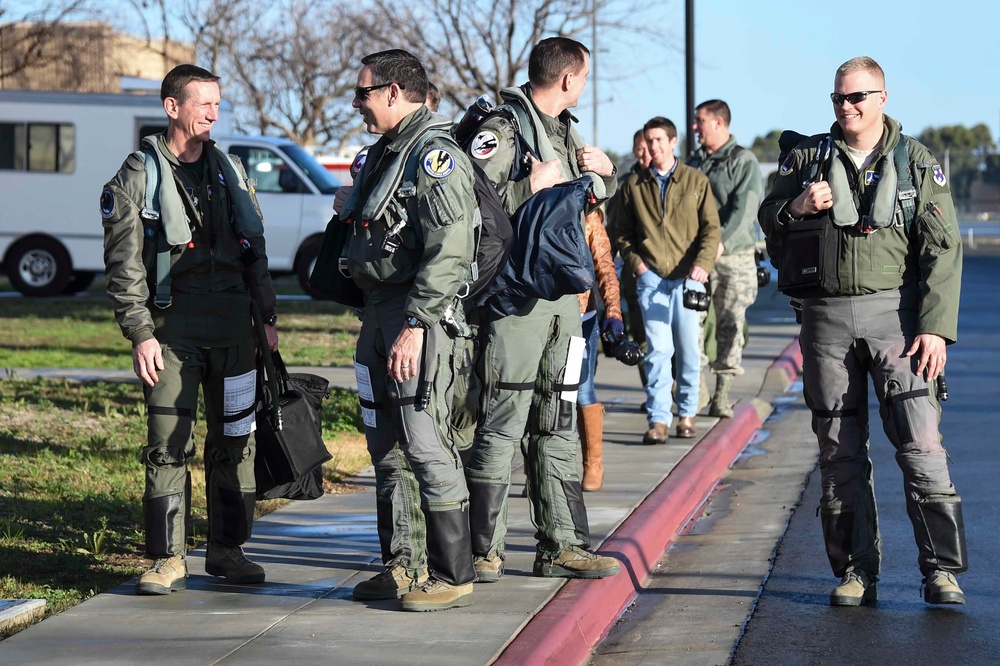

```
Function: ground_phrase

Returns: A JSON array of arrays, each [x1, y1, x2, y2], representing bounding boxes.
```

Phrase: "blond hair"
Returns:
[[836, 57, 885, 87]]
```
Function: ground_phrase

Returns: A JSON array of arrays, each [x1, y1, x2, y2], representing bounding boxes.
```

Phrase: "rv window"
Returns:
[[0, 122, 75, 172]]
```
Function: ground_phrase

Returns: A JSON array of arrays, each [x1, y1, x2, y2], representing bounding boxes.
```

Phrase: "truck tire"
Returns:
[[5, 236, 73, 297], [62, 271, 98, 295], [295, 235, 328, 300]]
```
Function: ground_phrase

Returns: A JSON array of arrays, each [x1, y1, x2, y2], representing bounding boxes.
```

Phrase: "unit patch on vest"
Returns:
[[932, 165, 947, 186], [423, 149, 455, 178], [864, 170, 880, 186], [778, 152, 795, 176], [100, 188, 115, 219], [470, 131, 500, 160], [351, 149, 368, 179]]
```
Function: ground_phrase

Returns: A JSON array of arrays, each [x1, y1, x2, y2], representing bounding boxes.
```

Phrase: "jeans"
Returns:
[[578, 313, 600, 407], [636, 270, 701, 425]]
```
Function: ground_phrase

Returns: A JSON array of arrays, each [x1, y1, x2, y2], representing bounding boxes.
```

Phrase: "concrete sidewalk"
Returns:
[[0, 316, 800, 665]]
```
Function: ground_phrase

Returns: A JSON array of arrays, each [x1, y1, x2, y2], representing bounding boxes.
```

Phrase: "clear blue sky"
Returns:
[[575, 0, 1000, 157]]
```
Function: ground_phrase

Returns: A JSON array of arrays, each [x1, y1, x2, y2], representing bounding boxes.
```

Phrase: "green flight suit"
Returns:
[[343, 106, 477, 586], [464, 84, 618, 559], [759, 114, 967, 579], [101, 134, 276, 558]]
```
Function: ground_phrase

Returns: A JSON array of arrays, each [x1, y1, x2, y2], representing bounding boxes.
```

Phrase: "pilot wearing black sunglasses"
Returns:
[[758, 56, 967, 609]]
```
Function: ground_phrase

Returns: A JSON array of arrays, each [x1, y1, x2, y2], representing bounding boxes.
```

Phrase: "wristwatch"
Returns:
[[265, 312, 278, 326], [405, 315, 428, 329]]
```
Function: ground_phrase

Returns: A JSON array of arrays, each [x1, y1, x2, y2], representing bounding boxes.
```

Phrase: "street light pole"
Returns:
[[592, 0, 599, 145], [685, 0, 695, 158]]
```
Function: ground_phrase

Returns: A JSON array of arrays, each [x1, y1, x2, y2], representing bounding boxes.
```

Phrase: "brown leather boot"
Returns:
[[578, 404, 605, 491]]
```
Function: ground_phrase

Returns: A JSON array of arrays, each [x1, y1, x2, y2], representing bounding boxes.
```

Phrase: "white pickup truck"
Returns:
[[0, 90, 338, 297]]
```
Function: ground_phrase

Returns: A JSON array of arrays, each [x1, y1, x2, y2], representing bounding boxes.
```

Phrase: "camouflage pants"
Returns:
[[708, 248, 758, 376]]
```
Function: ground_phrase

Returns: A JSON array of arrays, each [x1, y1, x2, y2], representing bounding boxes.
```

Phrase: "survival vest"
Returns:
[[769, 131, 916, 298], [139, 140, 262, 308], [453, 93, 598, 313]]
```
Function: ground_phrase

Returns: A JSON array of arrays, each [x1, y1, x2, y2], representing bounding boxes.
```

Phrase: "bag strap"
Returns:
[[251, 301, 282, 430]]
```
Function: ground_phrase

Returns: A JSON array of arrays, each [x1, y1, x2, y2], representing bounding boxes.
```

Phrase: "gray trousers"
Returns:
[[355, 292, 469, 573], [801, 289, 957, 576], [466, 294, 591, 558]]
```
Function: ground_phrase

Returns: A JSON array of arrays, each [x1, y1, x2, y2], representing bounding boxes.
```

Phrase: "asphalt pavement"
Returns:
[[0, 283, 801, 665]]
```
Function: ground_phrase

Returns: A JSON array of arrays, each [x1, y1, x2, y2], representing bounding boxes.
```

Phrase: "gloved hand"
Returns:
[[601, 317, 625, 341]]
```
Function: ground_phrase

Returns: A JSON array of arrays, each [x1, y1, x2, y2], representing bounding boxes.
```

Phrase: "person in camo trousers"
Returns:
[[687, 99, 761, 418]]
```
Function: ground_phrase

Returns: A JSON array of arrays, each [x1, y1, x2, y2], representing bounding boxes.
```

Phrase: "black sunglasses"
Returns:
[[354, 82, 402, 100], [830, 90, 882, 106]]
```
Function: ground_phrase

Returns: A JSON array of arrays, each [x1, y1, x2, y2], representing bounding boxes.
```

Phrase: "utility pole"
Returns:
[[685, 0, 695, 158], [592, 0, 599, 145]]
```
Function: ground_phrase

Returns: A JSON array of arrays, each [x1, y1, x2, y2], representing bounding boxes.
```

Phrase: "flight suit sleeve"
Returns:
[[910, 142, 962, 344], [694, 176, 722, 273], [406, 141, 476, 325], [758, 149, 808, 240], [230, 155, 277, 320], [721, 151, 762, 248], [101, 154, 155, 346], [467, 117, 532, 216]]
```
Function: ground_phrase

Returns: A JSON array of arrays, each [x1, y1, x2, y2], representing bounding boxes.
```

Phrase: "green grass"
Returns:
[[0, 277, 360, 369]]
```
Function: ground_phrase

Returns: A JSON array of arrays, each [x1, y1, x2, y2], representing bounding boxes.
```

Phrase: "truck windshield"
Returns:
[[281, 143, 341, 194]]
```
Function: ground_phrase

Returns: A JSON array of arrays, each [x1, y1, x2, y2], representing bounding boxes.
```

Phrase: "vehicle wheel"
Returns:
[[5, 237, 73, 297], [295, 236, 328, 300], [62, 271, 98, 295]]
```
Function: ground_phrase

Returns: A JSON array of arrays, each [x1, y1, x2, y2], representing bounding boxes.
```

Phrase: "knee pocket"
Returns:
[[209, 444, 253, 466], [884, 380, 935, 447], [144, 445, 186, 468]]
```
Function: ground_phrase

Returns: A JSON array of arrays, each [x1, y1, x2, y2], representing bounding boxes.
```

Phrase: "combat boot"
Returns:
[[579, 404, 605, 491], [353, 564, 428, 600], [473, 553, 504, 583], [829, 570, 877, 606], [400, 577, 474, 611], [533, 545, 620, 579], [205, 543, 266, 584], [709, 374, 735, 418], [923, 570, 966, 605], [135, 554, 187, 595]]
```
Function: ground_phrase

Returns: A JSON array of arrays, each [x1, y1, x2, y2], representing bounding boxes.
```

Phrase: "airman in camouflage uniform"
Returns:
[[688, 100, 761, 417]]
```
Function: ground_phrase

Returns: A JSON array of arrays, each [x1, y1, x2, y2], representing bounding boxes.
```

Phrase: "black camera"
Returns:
[[601, 330, 643, 366], [755, 247, 772, 287], [757, 265, 771, 288], [682, 280, 711, 312]]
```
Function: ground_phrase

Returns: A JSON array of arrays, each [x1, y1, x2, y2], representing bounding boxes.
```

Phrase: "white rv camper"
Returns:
[[0, 90, 339, 297]]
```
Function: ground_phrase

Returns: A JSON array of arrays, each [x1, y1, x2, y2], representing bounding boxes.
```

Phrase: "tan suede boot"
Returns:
[[578, 404, 605, 491]]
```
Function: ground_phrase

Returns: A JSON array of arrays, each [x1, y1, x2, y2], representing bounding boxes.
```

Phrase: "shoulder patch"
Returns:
[[932, 164, 947, 186], [100, 188, 115, 219], [351, 148, 369, 179], [778, 152, 795, 176], [470, 131, 500, 160], [423, 148, 455, 179]]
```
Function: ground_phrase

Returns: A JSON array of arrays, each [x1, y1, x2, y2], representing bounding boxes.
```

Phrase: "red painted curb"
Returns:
[[495, 404, 763, 666], [770, 338, 803, 386], [495, 340, 805, 666]]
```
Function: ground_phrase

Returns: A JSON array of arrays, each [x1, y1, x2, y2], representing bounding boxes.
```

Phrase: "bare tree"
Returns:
[[354, 0, 661, 111]]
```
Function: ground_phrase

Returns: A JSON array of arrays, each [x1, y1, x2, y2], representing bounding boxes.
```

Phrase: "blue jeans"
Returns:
[[636, 271, 701, 425], [578, 313, 599, 407]]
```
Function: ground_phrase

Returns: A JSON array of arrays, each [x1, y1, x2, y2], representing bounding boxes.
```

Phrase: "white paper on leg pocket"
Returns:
[[560, 335, 586, 403], [354, 361, 377, 428], [223, 369, 257, 436]]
